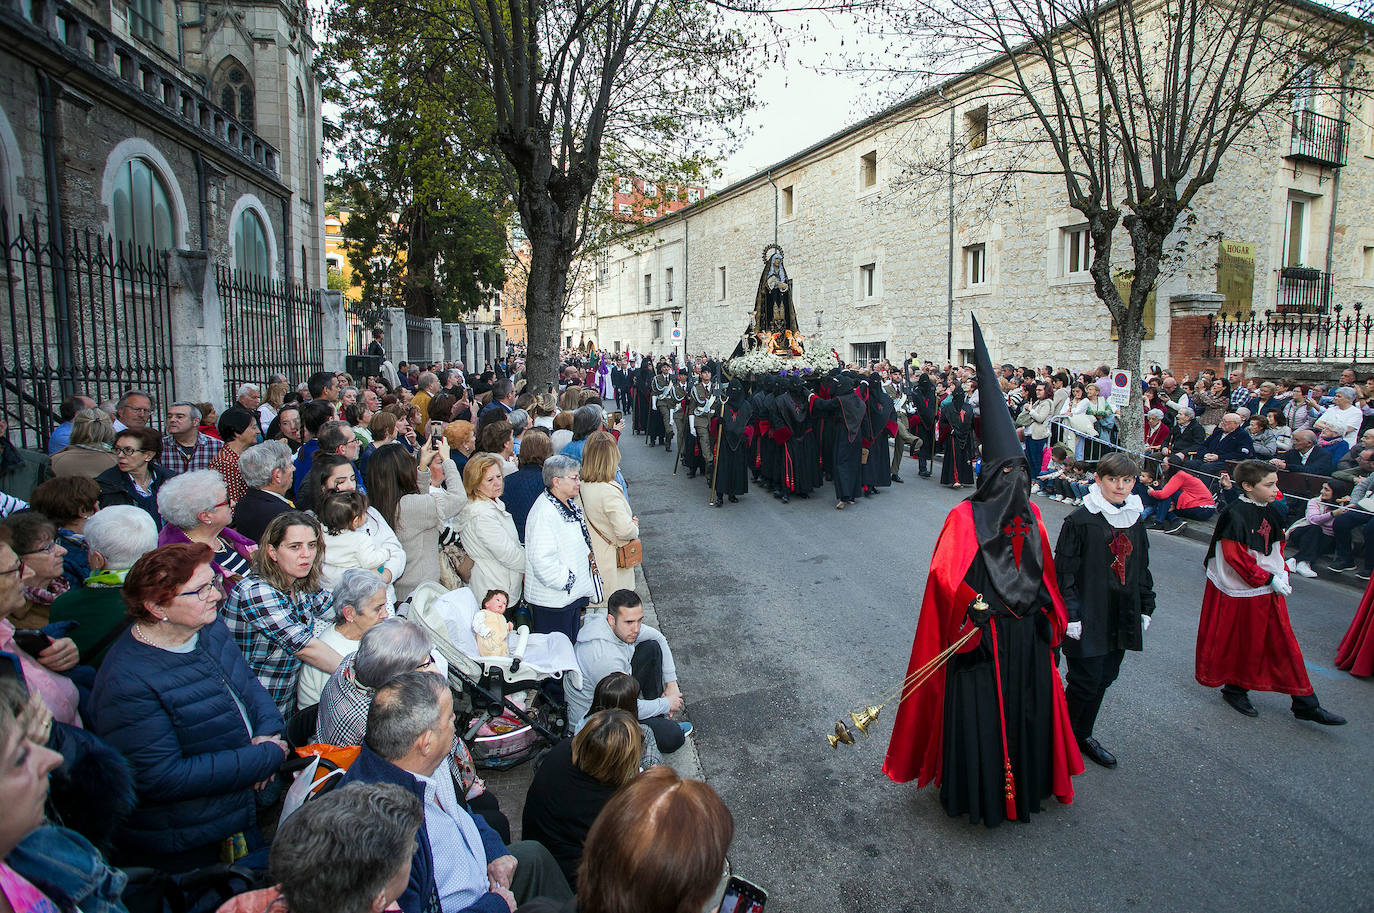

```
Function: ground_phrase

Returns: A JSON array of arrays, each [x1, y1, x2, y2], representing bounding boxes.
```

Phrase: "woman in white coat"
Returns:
[[578, 431, 638, 607], [523, 454, 602, 643], [453, 454, 525, 604]]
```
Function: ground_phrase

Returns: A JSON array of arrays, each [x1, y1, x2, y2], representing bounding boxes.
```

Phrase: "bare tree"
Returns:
[[860, 0, 1367, 447], [462, 0, 758, 389]]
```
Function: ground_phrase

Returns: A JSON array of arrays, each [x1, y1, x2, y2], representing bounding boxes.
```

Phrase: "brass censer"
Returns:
[[827, 594, 989, 749]]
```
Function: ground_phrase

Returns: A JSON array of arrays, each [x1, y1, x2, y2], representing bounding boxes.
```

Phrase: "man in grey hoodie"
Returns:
[[567, 588, 690, 753]]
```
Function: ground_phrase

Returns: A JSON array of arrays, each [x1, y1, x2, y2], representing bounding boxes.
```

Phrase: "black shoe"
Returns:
[[919, 471, 931, 478], [1328, 562, 1357, 573], [891, 474, 904, 483], [709, 499, 720, 508], [772, 489, 782, 499], [1078, 737, 1118, 769], [1163, 520, 1187, 534], [1358, 569, 1373, 581], [1293, 705, 1347, 725], [1221, 689, 1258, 717], [780, 494, 789, 503], [686, 470, 696, 479], [665, 444, 671, 453], [728, 495, 738, 503]]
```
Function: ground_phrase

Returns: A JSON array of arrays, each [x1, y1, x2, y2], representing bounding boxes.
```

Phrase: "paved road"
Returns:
[[618, 435, 1374, 913]]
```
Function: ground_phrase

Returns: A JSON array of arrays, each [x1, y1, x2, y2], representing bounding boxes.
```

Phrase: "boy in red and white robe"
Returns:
[[1196, 460, 1345, 724]]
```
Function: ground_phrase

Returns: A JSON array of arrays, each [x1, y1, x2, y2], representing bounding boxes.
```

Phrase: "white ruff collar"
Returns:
[[1083, 484, 1142, 529]]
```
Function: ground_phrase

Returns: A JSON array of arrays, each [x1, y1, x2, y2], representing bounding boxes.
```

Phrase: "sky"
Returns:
[[716, 12, 885, 186]]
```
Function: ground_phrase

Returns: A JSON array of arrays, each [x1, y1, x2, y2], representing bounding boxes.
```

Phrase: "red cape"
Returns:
[[883, 501, 1081, 803], [1335, 573, 1374, 678]]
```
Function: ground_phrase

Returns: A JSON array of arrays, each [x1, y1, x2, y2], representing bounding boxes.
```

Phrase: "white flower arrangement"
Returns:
[[725, 338, 840, 379]]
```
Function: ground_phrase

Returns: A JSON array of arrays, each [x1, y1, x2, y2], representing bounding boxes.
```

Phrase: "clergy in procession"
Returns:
[[884, 316, 1082, 827], [1053, 452, 1156, 769]]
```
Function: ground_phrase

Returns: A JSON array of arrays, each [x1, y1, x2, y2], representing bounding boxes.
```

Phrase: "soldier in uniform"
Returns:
[[688, 366, 717, 480], [651, 362, 679, 452], [670, 368, 691, 456], [884, 368, 920, 483]]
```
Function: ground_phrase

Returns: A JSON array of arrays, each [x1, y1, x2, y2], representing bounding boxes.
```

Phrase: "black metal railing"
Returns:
[[347, 314, 369, 355], [217, 265, 323, 403], [1287, 109, 1348, 168], [1205, 303, 1374, 361], [0, 211, 175, 450], [1275, 266, 1331, 314], [406, 313, 429, 363]]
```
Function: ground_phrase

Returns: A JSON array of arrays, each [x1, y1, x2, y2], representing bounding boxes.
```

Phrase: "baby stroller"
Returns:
[[407, 582, 581, 770]]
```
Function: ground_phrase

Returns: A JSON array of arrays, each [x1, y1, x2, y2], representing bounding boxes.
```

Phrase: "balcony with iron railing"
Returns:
[[1274, 266, 1332, 315], [0, 0, 280, 179], [1286, 109, 1348, 168]]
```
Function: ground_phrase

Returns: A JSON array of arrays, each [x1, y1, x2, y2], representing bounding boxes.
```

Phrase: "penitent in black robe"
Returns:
[[941, 396, 976, 486], [710, 400, 753, 497], [773, 389, 821, 496], [811, 389, 869, 502]]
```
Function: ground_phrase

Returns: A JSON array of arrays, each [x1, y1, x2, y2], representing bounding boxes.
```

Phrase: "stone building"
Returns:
[[0, 0, 324, 282], [588, 6, 1374, 376]]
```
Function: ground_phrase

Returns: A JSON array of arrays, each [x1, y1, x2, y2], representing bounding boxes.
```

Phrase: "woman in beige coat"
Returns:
[[50, 408, 118, 478], [366, 437, 466, 603], [578, 431, 638, 606], [453, 454, 525, 604]]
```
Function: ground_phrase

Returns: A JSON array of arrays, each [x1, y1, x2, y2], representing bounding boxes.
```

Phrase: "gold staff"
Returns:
[[827, 594, 989, 748]]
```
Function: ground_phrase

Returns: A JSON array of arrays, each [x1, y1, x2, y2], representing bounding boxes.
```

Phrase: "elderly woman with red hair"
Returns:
[[90, 542, 287, 870]]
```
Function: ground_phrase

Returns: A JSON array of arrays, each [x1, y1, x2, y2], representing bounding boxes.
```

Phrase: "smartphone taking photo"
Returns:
[[718, 876, 766, 913]]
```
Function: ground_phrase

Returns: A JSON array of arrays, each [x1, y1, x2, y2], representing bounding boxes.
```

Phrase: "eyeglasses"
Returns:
[[113, 446, 149, 457], [21, 541, 57, 557], [178, 580, 225, 602], [123, 406, 153, 415], [416, 657, 435, 670], [0, 562, 22, 577]]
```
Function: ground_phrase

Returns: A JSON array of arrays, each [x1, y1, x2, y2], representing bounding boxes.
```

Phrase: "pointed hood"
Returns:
[[971, 315, 1020, 469], [966, 314, 1045, 609]]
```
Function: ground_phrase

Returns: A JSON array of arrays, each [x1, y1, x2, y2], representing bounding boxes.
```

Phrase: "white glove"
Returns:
[[1141, 615, 1151, 632], [1270, 574, 1293, 596], [1065, 621, 1083, 640]]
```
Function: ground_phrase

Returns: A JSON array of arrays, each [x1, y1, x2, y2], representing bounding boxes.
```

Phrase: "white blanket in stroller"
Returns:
[[430, 588, 580, 677]]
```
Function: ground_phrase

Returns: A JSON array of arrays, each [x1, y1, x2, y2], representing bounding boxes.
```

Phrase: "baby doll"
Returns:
[[472, 589, 514, 657]]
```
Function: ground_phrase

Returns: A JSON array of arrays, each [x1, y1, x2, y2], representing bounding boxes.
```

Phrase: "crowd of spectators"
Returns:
[[895, 358, 1374, 578], [0, 350, 724, 913]]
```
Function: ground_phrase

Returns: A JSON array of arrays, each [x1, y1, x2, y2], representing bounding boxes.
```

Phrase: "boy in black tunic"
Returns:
[[1053, 452, 1157, 768]]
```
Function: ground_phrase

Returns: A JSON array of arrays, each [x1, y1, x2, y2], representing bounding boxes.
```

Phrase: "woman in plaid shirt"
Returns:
[[222, 511, 343, 720]]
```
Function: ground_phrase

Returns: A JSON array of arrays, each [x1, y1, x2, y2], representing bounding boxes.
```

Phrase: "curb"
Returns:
[[634, 564, 706, 782]]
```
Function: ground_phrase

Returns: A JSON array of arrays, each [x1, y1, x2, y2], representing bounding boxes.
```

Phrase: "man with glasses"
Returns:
[[113, 390, 154, 432], [161, 402, 224, 477]]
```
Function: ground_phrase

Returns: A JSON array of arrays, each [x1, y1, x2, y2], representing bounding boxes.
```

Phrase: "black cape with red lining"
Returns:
[[883, 500, 1081, 826]]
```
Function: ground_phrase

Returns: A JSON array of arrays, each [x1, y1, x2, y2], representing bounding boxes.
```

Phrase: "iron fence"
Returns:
[[406, 313, 429, 363], [1204, 303, 1374, 361], [217, 264, 323, 403], [347, 313, 369, 355], [0, 211, 175, 449]]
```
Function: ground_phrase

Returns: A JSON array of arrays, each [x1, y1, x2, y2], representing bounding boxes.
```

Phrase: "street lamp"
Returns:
[[670, 306, 681, 325], [670, 306, 682, 364]]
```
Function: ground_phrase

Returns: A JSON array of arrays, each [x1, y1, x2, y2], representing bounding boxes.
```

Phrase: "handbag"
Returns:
[[586, 515, 643, 569], [1014, 407, 1034, 428], [1358, 493, 1374, 513], [437, 526, 475, 587]]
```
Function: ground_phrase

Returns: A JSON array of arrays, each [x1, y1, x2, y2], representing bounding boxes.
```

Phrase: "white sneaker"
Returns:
[[1051, 494, 1064, 501], [1286, 557, 1298, 572], [1031, 482, 1041, 494], [1294, 561, 1318, 578]]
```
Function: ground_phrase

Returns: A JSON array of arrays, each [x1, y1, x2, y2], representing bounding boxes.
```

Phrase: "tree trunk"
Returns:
[[523, 230, 574, 392], [1115, 325, 1145, 454]]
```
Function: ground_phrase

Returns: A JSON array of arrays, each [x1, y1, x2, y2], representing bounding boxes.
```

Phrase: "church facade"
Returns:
[[0, 0, 323, 284], [586, 7, 1374, 373]]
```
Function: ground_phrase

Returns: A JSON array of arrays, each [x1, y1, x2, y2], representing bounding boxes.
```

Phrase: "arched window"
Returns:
[[213, 58, 255, 128], [111, 157, 174, 253], [295, 81, 310, 193], [234, 208, 270, 277]]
